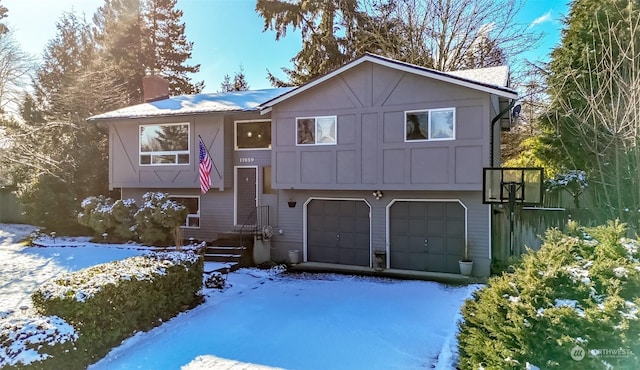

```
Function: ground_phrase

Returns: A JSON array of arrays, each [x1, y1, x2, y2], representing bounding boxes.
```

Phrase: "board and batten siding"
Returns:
[[270, 61, 493, 192]]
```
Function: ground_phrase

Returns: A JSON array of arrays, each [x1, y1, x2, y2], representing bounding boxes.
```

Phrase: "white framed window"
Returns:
[[169, 195, 200, 228], [296, 116, 337, 145], [139, 122, 190, 165], [405, 108, 455, 141], [235, 120, 272, 150]]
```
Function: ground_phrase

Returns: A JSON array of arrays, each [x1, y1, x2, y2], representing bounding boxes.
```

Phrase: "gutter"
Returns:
[[490, 98, 518, 167]]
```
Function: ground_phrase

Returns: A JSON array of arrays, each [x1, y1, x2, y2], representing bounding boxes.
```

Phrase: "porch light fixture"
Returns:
[[372, 190, 383, 200]]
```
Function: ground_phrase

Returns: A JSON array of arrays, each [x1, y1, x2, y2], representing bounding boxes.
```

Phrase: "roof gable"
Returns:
[[260, 53, 517, 110]]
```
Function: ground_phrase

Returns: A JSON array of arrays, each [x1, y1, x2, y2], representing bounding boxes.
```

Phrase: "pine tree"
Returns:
[[232, 65, 249, 91], [256, 0, 364, 86], [142, 0, 203, 95], [219, 74, 232, 93], [219, 66, 250, 92]]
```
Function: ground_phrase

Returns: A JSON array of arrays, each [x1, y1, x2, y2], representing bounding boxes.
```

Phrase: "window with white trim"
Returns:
[[139, 123, 190, 165], [405, 108, 455, 141], [235, 120, 271, 150], [296, 116, 337, 145], [169, 196, 200, 228]]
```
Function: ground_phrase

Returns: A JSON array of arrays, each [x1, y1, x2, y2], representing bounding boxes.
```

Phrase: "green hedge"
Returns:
[[27, 251, 203, 369], [458, 220, 640, 369]]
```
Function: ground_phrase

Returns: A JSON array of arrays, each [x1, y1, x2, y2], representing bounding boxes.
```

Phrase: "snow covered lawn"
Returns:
[[0, 223, 480, 369]]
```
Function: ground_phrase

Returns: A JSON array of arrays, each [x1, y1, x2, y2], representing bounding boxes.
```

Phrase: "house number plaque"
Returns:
[[239, 157, 255, 163]]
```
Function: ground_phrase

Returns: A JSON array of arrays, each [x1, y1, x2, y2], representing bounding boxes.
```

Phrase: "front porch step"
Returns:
[[202, 246, 245, 264]]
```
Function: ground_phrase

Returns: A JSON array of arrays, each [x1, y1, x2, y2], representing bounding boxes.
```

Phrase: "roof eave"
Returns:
[[88, 108, 261, 122], [259, 54, 518, 111]]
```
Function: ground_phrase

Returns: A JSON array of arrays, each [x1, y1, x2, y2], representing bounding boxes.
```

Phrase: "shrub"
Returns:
[[0, 314, 77, 369], [78, 192, 186, 245], [30, 251, 203, 368], [78, 196, 137, 241], [17, 174, 83, 235], [458, 220, 640, 369], [134, 192, 187, 246]]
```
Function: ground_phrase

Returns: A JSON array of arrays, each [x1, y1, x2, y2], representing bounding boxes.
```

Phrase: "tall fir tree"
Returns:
[[142, 0, 203, 95], [256, 0, 364, 86]]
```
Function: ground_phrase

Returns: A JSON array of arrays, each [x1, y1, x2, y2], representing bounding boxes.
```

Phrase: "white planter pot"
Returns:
[[459, 260, 473, 276], [288, 250, 301, 265]]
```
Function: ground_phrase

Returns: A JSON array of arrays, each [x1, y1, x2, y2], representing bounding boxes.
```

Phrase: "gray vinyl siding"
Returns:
[[270, 61, 492, 192]]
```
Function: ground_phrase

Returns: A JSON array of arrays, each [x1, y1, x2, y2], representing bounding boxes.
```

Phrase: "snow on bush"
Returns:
[[0, 313, 77, 367], [458, 220, 640, 369], [30, 251, 203, 369], [78, 192, 187, 246], [33, 251, 200, 302]]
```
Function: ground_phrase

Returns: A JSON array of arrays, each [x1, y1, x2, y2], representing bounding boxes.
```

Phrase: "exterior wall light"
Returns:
[[372, 190, 383, 200]]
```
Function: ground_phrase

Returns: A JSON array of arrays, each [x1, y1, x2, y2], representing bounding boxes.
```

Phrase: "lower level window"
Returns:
[[169, 196, 200, 228]]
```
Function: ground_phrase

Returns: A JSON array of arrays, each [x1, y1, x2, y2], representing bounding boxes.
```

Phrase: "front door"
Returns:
[[235, 167, 257, 226]]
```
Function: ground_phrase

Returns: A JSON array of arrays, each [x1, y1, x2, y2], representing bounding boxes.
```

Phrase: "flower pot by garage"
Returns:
[[288, 250, 301, 265], [459, 260, 473, 276]]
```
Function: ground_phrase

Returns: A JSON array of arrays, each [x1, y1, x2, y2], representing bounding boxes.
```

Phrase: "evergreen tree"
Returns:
[[93, 0, 145, 105], [537, 0, 640, 224], [142, 0, 203, 95], [256, 0, 364, 86], [219, 74, 232, 93], [219, 66, 250, 92], [232, 65, 249, 91]]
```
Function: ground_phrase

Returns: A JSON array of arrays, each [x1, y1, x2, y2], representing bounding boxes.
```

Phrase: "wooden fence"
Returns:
[[491, 188, 601, 268]]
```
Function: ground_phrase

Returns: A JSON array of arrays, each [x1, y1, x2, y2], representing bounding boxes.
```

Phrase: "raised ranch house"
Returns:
[[89, 53, 518, 277]]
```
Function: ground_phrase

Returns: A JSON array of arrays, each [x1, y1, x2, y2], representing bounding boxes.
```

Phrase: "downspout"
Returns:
[[490, 99, 518, 167]]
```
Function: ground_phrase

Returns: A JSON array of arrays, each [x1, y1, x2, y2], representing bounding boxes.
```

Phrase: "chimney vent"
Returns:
[[142, 74, 169, 102]]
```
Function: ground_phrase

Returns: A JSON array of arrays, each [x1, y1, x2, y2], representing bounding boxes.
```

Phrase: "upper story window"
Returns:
[[235, 120, 271, 150], [169, 195, 200, 228], [405, 108, 455, 141], [139, 123, 190, 165], [296, 116, 337, 145]]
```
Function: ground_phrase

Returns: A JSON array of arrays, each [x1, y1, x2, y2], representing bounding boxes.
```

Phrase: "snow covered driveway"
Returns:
[[0, 223, 480, 369]]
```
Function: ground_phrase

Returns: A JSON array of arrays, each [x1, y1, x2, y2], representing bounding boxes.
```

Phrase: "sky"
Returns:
[[3, 0, 569, 93], [0, 223, 479, 369]]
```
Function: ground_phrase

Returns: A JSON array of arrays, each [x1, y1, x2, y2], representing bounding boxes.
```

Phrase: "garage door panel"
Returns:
[[427, 220, 445, 236], [307, 200, 370, 267], [390, 201, 465, 273], [427, 203, 445, 217], [309, 246, 339, 263], [409, 203, 424, 218], [447, 203, 465, 217], [408, 235, 426, 252], [428, 238, 445, 254], [447, 221, 464, 236]]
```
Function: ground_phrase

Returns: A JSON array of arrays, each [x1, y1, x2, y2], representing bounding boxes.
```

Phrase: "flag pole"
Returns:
[[198, 134, 221, 179]]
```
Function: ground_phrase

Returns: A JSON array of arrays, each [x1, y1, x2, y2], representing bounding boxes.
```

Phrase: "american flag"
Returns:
[[199, 138, 212, 194]]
